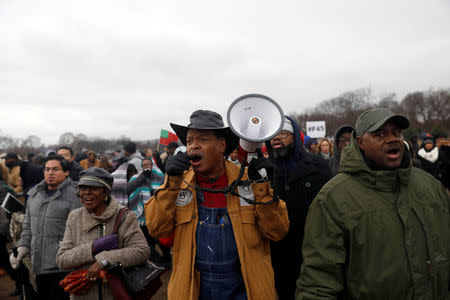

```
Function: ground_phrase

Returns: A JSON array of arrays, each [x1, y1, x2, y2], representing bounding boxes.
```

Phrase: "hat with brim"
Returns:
[[3, 153, 18, 160], [170, 110, 239, 156], [355, 108, 409, 137], [77, 167, 113, 192]]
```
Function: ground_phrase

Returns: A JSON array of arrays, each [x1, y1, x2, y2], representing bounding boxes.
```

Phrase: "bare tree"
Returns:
[[0, 132, 20, 152], [19, 135, 44, 155], [378, 93, 399, 111], [291, 88, 374, 136], [58, 132, 75, 145]]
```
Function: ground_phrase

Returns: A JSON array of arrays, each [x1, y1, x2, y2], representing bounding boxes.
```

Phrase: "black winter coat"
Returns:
[[67, 161, 83, 182], [417, 148, 450, 189], [268, 116, 332, 300], [19, 161, 44, 194]]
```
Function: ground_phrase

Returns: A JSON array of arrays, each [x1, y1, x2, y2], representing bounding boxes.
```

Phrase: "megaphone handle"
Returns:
[[237, 145, 249, 165], [264, 141, 275, 160]]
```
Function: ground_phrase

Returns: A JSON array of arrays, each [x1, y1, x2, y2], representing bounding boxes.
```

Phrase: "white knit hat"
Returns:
[[282, 117, 294, 133]]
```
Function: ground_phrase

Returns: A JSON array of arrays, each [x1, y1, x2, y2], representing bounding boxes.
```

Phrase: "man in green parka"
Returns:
[[296, 108, 449, 300]]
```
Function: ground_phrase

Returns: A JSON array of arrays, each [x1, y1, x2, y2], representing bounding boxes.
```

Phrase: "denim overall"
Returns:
[[195, 192, 247, 299]]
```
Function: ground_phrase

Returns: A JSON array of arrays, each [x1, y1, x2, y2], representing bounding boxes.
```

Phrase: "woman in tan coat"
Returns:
[[56, 167, 149, 300]]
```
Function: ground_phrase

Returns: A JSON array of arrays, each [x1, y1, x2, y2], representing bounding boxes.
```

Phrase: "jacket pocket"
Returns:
[[42, 239, 60, 272], [412, 206, 449, 299], [175, 209, 192, 226], [173, 209, 193, 255], [431, 260, 449, 300], [240, 209, 262, 249]]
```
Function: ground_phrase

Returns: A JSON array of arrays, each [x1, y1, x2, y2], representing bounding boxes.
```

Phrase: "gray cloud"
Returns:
[[1, 0, 449, 144]]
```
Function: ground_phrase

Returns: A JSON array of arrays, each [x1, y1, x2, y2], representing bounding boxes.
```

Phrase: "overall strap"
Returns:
[[197, 189, 205, 204], [113, 207, 129, 234]]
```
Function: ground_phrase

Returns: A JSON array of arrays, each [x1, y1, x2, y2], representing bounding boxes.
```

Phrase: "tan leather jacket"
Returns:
[[145, 160, 289, 300]]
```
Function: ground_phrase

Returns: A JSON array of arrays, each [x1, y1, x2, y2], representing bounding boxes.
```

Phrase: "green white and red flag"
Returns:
[[159, 129, 179, 146]]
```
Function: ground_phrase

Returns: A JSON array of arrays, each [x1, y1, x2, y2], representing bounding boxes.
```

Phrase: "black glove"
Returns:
[[143, 169, 152, 177], [248, 149, 274, 181], [165, 152, 191, 176]]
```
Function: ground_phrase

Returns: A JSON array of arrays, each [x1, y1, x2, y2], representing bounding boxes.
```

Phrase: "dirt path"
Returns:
[[0, 274, 18, 300], [0, 270, 170, 300]]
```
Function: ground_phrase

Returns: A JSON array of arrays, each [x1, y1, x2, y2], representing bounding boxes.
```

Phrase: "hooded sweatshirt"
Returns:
[[267, 116, 332, 299], [329, 125, 353, 177]]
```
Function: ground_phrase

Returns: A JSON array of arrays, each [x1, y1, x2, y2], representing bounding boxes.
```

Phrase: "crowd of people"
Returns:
[[0, 141, 179, 299], [0, 106, 448, 299]]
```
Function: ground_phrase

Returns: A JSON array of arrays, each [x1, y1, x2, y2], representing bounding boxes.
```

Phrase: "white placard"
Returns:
[[1, 192, 24, 214], [306, 121, 326, 138]]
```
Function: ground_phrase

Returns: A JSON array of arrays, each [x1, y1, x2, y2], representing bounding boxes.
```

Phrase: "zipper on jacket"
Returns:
[[392, 174, 400, 194], [392, 175, 417, 290], [411, 208, 433, 283]]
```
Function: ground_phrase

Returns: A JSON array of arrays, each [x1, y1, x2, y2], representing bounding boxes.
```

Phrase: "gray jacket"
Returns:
[[18, 177, 81, 275]]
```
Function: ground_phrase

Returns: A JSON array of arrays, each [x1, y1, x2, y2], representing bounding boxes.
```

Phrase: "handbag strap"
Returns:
[[113, 207, 129, 234]]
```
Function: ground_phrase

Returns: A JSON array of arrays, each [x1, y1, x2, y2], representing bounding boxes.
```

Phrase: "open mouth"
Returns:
[[188, 154, 203, 166], [385, 147, 401, 159], [83, 197, 95, 204], [272, 141, 283, 148]]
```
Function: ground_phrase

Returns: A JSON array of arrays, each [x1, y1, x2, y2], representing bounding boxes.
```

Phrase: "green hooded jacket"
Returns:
[[296, 136, 449, 300]]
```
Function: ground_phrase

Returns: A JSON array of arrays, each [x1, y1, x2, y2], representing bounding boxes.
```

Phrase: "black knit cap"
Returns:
[[77, 167, 113, 191], [170, 110, 239, 156], [123, 142, 136, 153]]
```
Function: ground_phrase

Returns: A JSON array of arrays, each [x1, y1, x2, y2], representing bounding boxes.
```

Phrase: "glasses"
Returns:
[[337, 137, 351, 143], [276, 130, 292, 139]]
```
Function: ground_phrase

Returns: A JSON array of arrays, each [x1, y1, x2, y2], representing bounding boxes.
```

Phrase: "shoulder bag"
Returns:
[[107, 207, 165, 298]]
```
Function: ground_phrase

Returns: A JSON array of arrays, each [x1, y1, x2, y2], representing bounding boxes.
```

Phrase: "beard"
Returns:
[[273, 143, 294, 160]]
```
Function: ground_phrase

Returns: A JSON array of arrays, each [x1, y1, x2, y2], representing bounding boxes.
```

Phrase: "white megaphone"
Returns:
[[227, 94, 284, 162]]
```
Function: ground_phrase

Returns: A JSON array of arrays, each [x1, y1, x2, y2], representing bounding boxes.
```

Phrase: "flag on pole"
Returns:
[[159, 129, 179, 146]]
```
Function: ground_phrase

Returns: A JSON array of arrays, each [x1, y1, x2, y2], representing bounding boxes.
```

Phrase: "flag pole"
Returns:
[[156, 129, 161, 153]]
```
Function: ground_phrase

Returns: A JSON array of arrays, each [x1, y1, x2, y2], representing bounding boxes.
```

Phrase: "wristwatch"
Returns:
[[100, 259, 108, 268]]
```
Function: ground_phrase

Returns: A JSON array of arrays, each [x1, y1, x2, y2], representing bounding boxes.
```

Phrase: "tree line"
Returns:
[[0, 131, 159, 158], [291, 87, 450, 139], [1, 87, 449, 157]]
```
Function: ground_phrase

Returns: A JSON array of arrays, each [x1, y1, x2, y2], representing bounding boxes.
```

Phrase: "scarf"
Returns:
[[418, 147, 439, 163], [320, 152, 331, 160]]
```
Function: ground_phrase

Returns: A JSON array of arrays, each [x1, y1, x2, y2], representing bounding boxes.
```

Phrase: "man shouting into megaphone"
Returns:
[[145, 109, 289, 300]]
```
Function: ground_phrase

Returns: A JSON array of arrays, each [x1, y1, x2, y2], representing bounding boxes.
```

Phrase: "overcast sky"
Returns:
[[1, 0, 449, 145]]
